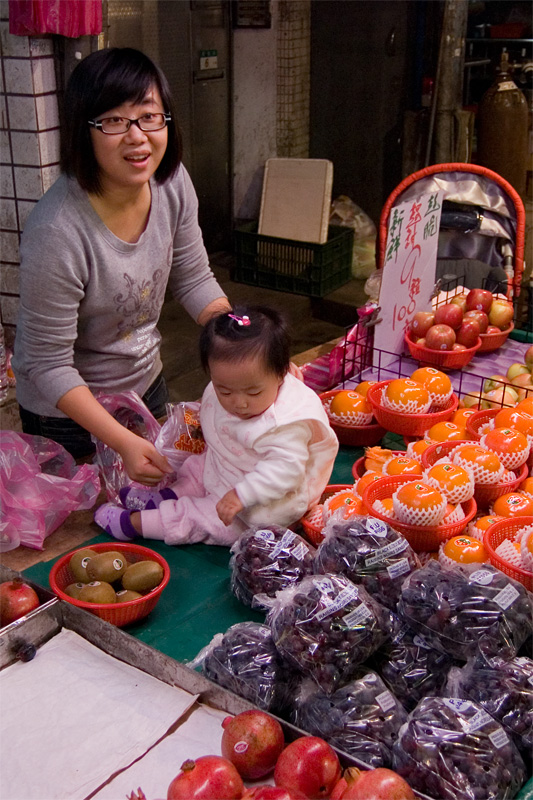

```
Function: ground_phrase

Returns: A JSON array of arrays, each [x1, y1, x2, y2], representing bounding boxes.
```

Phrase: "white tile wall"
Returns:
[[0, 264, 20, 294], [14, 165, 43, 199], [11, 130, 40, 165], [29, 38, 54, 57], [7, 94, 37, 130], [4, 58, 33, 94], [38, 128, 59, 165], [0, 197, 16, 229], [0, 293, 20, 325], [42, 163, 59, 191], [17, 199, 37, 228], [0, 93, 7, 128], [36, 93, 58, 130], [0, 165, 14, 197], [0, 230, 19, 261], [31, 57, 56, 94], [0, 21, 30, 57], [0, 129, 10, 159]]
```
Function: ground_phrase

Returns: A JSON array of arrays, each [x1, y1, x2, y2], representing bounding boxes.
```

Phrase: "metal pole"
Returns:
[[434, 0, 469, 163]]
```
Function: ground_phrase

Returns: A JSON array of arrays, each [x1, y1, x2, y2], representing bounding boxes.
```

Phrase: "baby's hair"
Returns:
[[200, 305, 291, 377]]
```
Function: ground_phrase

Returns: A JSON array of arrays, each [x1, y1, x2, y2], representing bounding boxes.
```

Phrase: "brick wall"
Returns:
[[277, 0, 310, 158], [0, 1, 61, 347]]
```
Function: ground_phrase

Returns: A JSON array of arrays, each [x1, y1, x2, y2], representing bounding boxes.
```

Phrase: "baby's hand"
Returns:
[[216, 490, 243, 525]]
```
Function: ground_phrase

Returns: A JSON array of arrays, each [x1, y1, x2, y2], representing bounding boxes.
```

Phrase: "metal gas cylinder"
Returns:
[[477, 52, 528, 196]]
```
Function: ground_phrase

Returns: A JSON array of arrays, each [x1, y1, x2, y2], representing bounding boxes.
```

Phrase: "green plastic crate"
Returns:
[[232, 222, 354, 298]]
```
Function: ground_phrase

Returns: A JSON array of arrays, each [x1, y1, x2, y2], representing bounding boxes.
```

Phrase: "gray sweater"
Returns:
[[13, 166, 226, 417]]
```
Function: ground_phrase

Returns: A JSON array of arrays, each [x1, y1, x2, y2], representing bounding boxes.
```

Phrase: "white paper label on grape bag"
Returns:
[[470, 569, 494, 586], [413, 634, 432, 650], [290, 541, 309, 562], [365, 537, 408, 566], [444, 698, 473, 715], [270, 530, 296, 559], [489, 728, 509, 749], [313, 577, 334, 594], [494, 583, 520, 610], [254, 529, 275, 541], [387, 557, 411, 579], [376, 690, 396, 712], [343, 603, 373, 627], [365, 518, 388, 537], [465, 708, 493, 733], [316, 585, 358, 620]]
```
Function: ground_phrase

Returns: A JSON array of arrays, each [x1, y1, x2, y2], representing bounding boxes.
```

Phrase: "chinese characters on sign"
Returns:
[[374, 191, 444, 367]]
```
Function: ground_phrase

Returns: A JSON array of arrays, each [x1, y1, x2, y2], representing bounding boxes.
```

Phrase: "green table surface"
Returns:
[[23, 436, 404, 664]]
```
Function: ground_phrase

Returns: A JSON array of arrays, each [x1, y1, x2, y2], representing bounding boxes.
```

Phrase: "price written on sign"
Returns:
[[374, 191, 443, 367]]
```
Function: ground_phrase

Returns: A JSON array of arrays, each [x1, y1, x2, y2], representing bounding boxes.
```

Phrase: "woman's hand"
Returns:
[[119, 436, 173, 485], [216, 489, 243, 525]]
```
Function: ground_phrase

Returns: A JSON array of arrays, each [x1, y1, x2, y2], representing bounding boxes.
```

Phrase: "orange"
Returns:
[[441, 535, 487, 564], [493, 408, 533, 439], [452, 408, 477, 427], [356, 471, 383, 496], [382, 379, 431, 414], [451, 444, 504, 484], [424, 462, 474, 504], [329, 390, 373, 422], [382, 456, 423, 476], [355, 380, 377, 398], [406, 439, 431, 461], [480, 427, 530, 470], [425, 421, 467, 443], [520, 528, 533, 570], [519, 477, 533, 499], [324, 488, 360, 516], [393, 481, 447, 525], [410, 367, 453, 407], [363, 446, 393, 473], [468, 514, 503, 541], [372, 496, 395, 519], [517, 397, 533, 416], [492, 492, 533, 519]]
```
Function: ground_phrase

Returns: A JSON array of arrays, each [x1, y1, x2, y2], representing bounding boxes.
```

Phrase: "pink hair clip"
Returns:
[[228, 314, 251, 326]]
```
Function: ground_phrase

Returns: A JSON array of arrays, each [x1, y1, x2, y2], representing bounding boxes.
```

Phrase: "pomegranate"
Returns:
[[274, 736, 342, 799], [332, 767, 416, 800], [221, 710, 285, 780], [0, 578, 40, 626], [242, 787, 307, 800], [167, 755, 244, 800]]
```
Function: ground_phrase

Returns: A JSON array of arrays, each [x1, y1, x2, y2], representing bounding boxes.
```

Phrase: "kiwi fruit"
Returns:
[[78, 581, 116, 604], [86, 551, 127, 583], [122, 560, 164, 593], [115, 589, 143, 603], [69, 548, 98, 582], [64, 582, 85, 599]]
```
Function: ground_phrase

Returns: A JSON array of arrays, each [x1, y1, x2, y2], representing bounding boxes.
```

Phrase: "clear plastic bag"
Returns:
[[188, 621, 294, 713], [397, 561, 533, 662], [291, 670, 407, 769], [229, 524, 315, 610], [92, 391, 176, 504], [0, 431, 100, 552], [313, 516, 420, 610], [267, 573, 394, 694], [446, 655, 533, 755], [154, 401, 205, 472], [329, 195, 377, 280], [392, 696, 526, 800]]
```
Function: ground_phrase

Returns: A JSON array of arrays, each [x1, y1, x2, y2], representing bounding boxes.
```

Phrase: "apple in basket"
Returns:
[[450, 293, 468, 313], [433, 303, 463, 330], [455, 319, 480, 348], [525, 346, 533, 369], [489, 300, 514, 331], [465, 288, 493, 314], [410, 311, 435, 339], [464, 309, 489, 333], [425, 324, 455, 351]]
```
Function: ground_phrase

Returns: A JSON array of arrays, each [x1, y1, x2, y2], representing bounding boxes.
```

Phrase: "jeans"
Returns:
[[19, 373, 170, 459]]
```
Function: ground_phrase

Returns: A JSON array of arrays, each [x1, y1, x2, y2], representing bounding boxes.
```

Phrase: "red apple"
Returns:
[[488, 300, 514, 330], [466, 288, 493, 313], [409, 311, 435, 338], [456, 318, 480, 348], [425, 324, 456, 351], [485, 325, 501, 335], [434, 303, 463, 330], [415, 337, 426, 347], [450, 293, 468, 312], [452, 343, 467, 351], [464, 310, 489, 333]]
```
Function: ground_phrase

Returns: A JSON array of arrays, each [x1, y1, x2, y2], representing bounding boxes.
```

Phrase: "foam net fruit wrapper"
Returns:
[[495, 539, 523, 568], [393, 488, 447, 526]]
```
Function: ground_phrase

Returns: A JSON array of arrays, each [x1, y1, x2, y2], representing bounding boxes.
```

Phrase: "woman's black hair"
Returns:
[[200, 306, 291, 378], [60, 47, 182, 194]]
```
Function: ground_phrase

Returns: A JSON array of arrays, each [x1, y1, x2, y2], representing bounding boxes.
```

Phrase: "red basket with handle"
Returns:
[[483, 516, 533, 591], [320, 390, 386, 447], [299, 484, 354, 546], [465, 409, 499, 440], [405, 331, 481, 370], [49, 542, 170, 627], [367, 381, 458, 438], [478, 322, 514, 353], [361, 474, 476, 551]]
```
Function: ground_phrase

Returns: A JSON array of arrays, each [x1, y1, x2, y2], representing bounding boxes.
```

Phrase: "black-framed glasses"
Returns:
[[88, 112, 171, 135]]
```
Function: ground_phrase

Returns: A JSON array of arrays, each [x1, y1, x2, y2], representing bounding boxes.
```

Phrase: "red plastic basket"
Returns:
[[299, 484, 353, 546], [483, 516, 533, 591], [404, 331, 481, 370], [49, 542, 170, 627], [366, 381, 458, 438], [421, 439, 529, 509], [362, 474, 476, 551], [478, 322, 514, 353], [465, 408, 499, 440], [320, 390, 386, 447]]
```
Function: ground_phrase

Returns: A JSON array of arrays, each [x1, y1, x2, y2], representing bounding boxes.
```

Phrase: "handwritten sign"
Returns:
[[374, 191, 443, 367]]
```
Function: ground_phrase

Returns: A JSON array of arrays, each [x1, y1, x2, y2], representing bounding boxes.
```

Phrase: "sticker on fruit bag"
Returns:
[[343, 602, 373, 627], [290, 541, 309, 562], [465, 708, 493, 733], [489, 728, 509, 749], [365, 518, 389, 537], [493, 583, 520, 610], [315, 585, 359, 620], [254, 529, 275, 542], [270, 530, 296, 559], [413, 634, 432, 650], [234, 741, 249, 754], [365, 537, 408, 566], [376, 690, 397, 712], [470, 569, 494, 586], [313, 577, 335, 594], [387, 557, 411, 579]]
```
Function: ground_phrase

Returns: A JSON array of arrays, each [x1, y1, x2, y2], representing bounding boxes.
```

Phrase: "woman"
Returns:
[[13, 47, 230, 485]]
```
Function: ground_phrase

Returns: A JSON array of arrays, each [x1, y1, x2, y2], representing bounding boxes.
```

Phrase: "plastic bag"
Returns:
[[92, 391, 176, 504], [229, 525, 315, 611], [445, 655, 533, 755], [0, 431, 100, 552], [397, 561, 533, 662], [291, 670, 407, 769], [370, 613, 455, 711], [154, 401, 205, 472], [313, 516, 420, 611], [330, 195, 377, 280], [267, 573, 394, 694], [9, 0, 102, 37], [392, 697, 526, 800], [188, 621, 295, 713]]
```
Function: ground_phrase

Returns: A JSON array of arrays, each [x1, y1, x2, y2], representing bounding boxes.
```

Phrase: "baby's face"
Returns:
[[209, 355, 282, 419]]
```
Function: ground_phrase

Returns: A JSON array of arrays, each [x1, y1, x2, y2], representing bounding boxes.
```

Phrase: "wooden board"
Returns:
[[258, 158, 333, 244]]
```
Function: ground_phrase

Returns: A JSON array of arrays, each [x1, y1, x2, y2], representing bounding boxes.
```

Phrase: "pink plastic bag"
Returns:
[[9, 0, 102, 37], [93, 391, 177, 504], [0, 431, 100, 552], [155, 401, 205, 472]]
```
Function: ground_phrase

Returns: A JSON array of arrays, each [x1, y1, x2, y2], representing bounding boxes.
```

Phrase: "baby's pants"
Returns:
[[140, 451, 246, 546]]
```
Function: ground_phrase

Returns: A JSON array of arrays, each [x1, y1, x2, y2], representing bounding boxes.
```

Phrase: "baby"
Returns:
[[95, 305, 339, 545]]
